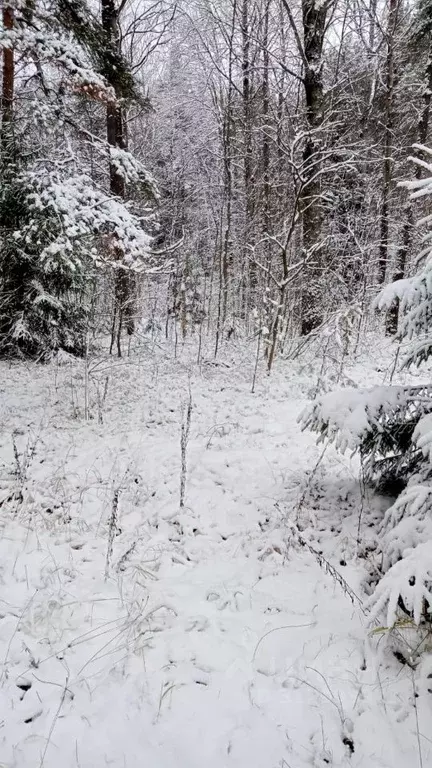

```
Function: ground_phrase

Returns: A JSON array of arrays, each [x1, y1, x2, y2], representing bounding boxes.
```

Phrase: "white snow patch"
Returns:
[[0, 335, 430, 767]]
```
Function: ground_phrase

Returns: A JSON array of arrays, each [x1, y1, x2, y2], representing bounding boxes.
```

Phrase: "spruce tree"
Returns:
[[0, 0, 156, 359], [302, 149, 432, 640]]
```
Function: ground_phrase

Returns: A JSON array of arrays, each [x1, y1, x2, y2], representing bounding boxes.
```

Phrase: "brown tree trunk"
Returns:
[[106, 103, 126, 197], [102, 0, 135, 356], [299, 0, 327, 335]]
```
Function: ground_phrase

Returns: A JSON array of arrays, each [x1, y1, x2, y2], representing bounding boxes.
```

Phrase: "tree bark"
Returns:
[[369, 0, 377, 52], [299, 0, 327, 335], [101, 0, 134, 355], [241, 0, 256, 306], [378, 0, 398, 287], [1, 3, 15, 137], [222, 0, 236, 328], [261, 0, 270, 240]]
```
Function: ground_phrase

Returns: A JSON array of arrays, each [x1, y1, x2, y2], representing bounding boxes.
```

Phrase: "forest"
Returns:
[[2, 0, 432, 765]]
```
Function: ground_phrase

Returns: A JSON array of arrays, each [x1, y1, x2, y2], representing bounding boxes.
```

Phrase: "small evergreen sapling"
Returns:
[[301, 148, 432, 638]]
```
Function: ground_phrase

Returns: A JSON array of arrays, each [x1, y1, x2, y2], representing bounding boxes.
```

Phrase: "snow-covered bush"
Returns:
[[301, 148, 432, 638]]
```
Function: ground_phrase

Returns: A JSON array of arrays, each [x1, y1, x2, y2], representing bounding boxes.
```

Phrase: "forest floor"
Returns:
[[0, 329, 431, 768]]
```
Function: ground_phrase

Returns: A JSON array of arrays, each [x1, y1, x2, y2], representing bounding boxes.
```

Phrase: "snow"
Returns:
[[300, 384, 415, 452], [0, 334, 431, 767], [110, 147, 160, 199], [366, 540, 432, 627], [413, 412, 432, 460], [375, 278, 414, 310], [22, 171, 153, 268], [0, 27, 115, 103], [382, 505, 432, 567]]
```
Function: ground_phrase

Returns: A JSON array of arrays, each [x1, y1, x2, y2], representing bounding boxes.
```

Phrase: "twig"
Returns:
[[252, 622, 316, 662], [286, 518, 365, 610], [356, 454, 366, 550], [180, 390, 193, 508], [292, 443, 329, 522], [412, 670, 424, 768], [39, 675, 70, 768], [105, 488, 120, 578]]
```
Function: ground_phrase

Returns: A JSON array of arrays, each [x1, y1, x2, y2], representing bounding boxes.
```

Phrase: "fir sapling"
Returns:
[[302, 151, 432, 640]]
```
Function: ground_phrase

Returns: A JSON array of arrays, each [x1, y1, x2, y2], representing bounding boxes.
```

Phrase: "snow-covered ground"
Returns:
[[0, 333, 430, 767]]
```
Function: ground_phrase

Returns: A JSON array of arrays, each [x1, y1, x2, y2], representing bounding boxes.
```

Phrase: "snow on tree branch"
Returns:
[[380, 484, 432, 568], [0, 27, 116, 103], [109, 147, 159, 199], [299, 384, 432, 453], [366, 541, 432, 627], [20, 171, 153, 268]]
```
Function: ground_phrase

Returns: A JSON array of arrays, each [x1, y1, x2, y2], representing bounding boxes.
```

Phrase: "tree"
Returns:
[[1, 0, 13, 136], [101, 0, 137, 355], [386, 0, 432, 333], [301, 150, 432, 643], [377, 0, 400, 288], [0, 0, 155, 358], [280, 0, 334, 334], [117, 0, 432, 368]]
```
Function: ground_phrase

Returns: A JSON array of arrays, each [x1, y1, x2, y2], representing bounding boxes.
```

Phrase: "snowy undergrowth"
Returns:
[[0, 332, 430, 767]]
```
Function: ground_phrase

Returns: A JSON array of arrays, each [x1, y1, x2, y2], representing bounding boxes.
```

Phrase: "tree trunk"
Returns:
[[369, 0, 377, 52], [261, 0, 270, 240], [378, 0, 398, 287], [222, 0, 236, 328], [277, 1, 288, 222], [299, 0, 327, 335], [1, 3, 14, 139], [101, 0, 135, 356], [241, 0, 256, 306]]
